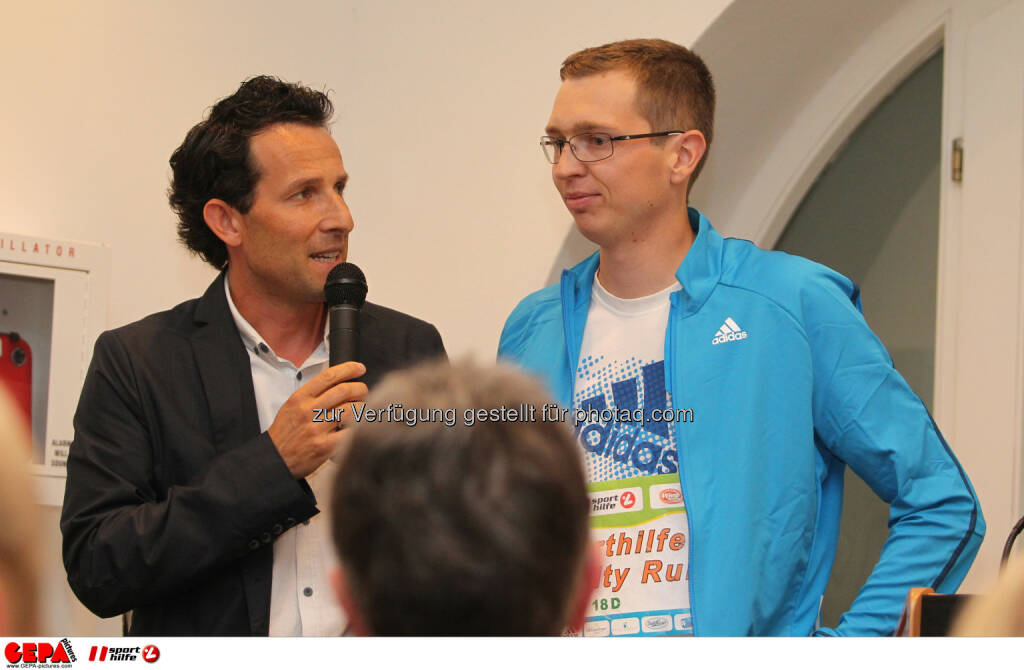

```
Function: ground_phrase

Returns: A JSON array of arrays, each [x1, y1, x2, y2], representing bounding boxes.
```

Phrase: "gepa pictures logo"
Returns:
[[4, 639, 75, 666]]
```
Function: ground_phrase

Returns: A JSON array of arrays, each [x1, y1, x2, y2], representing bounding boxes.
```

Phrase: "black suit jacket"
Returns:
[[60, 275, 446, 635]]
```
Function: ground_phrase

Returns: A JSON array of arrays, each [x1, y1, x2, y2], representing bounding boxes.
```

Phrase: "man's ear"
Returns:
[[668, 129, 707, 187], [567, 543, 602, 634], [202, 198, 244, 249], [330, 565, 371, 636]]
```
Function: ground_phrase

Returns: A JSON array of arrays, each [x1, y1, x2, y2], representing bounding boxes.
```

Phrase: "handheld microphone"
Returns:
[[325, 262, 367, 368]]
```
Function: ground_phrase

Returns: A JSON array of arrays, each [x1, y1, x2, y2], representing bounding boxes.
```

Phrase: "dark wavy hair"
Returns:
[[168, 76, 334, 269]]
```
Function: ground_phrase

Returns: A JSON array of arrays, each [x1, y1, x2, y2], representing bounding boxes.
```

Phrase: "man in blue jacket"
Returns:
[[498, 38, 984, 636]]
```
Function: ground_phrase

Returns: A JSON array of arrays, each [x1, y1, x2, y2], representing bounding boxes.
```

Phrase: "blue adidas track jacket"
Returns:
[[498, 208, 984, 636]]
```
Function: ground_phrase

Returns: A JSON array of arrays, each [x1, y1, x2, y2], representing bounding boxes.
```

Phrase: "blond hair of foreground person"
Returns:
[[0, 384, 40, 634], [952, 558, 1024, 636]]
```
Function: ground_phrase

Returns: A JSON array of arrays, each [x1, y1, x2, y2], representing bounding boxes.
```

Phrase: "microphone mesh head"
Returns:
[[324, 262, 368, 307]]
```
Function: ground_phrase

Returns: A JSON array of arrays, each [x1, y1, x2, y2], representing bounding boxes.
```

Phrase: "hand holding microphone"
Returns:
[[267, 263, 369, 478], [268, 361, 367, 478]]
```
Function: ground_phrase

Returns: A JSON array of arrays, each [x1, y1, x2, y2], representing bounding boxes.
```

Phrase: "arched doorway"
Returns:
[[775, 51, 943, 625]]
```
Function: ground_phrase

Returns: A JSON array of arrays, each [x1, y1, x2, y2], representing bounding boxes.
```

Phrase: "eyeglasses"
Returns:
[[539, 130, 685, 164]]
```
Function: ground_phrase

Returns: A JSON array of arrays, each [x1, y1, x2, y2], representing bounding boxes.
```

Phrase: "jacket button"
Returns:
[[285, 517, 296, 527], [260, 532, 272, 543], [248, 539, 260, 551], [272, 524, 283, 535]]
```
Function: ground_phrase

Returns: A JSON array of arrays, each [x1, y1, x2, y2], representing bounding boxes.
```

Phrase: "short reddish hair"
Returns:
[[561, 38, 716, 185]]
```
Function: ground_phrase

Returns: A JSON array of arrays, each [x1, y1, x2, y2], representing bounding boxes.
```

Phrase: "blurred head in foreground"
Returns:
[[952, 557, 1024, 636], [330, 360, 596, 635], [0, 385, 40, 634]]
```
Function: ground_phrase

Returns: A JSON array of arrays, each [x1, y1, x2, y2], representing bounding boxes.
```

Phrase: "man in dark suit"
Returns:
[[60, 76, 446, 636]]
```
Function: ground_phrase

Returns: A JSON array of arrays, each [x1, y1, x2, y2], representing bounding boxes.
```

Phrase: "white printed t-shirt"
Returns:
[[573, 273, 693, 637]]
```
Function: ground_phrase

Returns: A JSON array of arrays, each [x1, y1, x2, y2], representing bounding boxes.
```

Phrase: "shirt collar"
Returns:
[[591, 271, 680, 316], [223, 275, 330, 361]]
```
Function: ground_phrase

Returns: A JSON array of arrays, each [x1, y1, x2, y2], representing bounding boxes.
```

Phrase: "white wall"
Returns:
[[691, 0, 909, 240], [0, 0, 729, 360], [0, 0, 730, 635]]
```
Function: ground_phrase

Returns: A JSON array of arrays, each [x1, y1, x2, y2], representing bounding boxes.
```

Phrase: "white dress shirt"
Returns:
[[224, 277, 344, 636]]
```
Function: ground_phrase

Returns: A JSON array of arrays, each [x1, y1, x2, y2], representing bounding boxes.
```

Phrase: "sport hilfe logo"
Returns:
[[86, 645, 159, 664], [4, 640, 75, 665]]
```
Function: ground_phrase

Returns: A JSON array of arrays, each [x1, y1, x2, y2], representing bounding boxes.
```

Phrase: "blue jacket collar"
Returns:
[[676, 207, 724, 316], [560, 207, 723, 317]]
